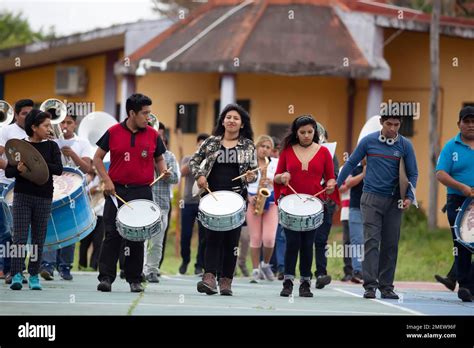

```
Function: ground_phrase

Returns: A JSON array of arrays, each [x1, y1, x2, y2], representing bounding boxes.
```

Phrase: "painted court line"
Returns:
[[333, 288, 424, 316]]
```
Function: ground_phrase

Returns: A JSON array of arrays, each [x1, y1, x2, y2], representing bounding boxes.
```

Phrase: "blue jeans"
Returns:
[[348, 207, 364, 273], [274, 224, 286, 273], [0, 183, 12, 273], [42, 244, 75, 272]]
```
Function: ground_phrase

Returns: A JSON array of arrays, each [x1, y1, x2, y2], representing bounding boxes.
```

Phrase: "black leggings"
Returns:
[[203, 226, 241, 279], [284, 228, 317, 278]]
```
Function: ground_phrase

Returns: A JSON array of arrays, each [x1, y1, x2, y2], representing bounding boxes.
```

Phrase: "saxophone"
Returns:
[[254, 158, 271, 216]]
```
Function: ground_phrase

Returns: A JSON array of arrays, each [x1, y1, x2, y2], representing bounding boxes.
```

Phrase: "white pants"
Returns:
[[144, 209, 169, 275]]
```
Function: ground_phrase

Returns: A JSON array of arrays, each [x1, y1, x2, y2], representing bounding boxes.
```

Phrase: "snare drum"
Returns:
[[198, 191, 246, 231], [454, 197, 474, 253], [278, 194, 324, 231], [3, 167, 97, 251], [116, 199, 162, 241]]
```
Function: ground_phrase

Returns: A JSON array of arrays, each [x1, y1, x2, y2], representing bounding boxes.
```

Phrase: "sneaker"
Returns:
[[260, 262, 275, 281], [97, 279, 112, 292], [250, 269, 259, 283], [10, 273, 23, 290], [4, 272, 12, 284], [119, 270, 125, 279], [280, 279, 293, 297], [60, 267, 73, 281], [458, 288, 473, 302], [146, 272, 160, 283], [351, 271, 363, 284], [380, 289, 399, 300], [197, 273, 218, 295], [40, 267, 54, 281], [194, 266, 204, 276], [21, 273, 28, 284], [341, 274, 352, 282], [29, 275, 42, 290], [130, 283, 145, 293], [218, 277, 233, 296], [363, 288, 376, 299], [277, 271, 284, 281], [434, 274, 456, 292], [179, 263, 188, 275], [299, 280, 313, 297], [315, 275, 331, 289]]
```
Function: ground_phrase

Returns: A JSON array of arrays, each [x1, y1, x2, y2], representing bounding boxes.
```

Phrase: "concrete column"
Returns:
[[220, 74, 236, 112]]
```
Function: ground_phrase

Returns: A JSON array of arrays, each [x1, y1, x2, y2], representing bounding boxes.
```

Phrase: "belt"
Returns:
[[115, 183, 149, 189]]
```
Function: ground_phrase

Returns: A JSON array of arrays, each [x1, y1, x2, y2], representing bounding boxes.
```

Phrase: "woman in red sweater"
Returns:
[[274, 115, 336, 298]]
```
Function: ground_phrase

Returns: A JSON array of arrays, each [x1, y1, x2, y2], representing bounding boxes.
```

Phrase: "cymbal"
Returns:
[[5, 139, 50, 185]]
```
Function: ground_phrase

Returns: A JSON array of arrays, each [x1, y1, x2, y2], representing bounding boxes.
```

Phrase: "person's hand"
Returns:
[[61, 146, 76, 158], [264, 178, 273, 186], [280, 172, 291, 186], [17, 161, 27, 174], [402, 199, 412, 210], [460, 184, 473, 198], [326, 179, 336, 195], [161, 168, 172, 180], [197, 176, 208, 189], [248, 195, 257, 206], [244, 170, 256, 182], [103, 179, 115, 196]]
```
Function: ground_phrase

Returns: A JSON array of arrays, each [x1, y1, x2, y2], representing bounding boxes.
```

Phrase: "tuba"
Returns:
[[254, 157, 271, 216], [0, 100, 15, 127]]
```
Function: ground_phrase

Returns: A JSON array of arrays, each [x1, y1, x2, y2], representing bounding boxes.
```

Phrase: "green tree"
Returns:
[[0, 10, 55, 50], [151, 0, 203, 19]]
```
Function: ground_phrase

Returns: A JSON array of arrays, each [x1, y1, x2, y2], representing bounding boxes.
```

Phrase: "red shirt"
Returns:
[[97, 121, 166, 186], [274, 145, 340, 205]]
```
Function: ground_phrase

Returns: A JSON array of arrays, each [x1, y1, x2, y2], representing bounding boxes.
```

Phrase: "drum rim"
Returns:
[[454, 197, 474, 248]]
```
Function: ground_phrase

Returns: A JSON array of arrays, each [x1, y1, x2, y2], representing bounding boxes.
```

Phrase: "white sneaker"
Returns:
[[260, 262, 275, 281], [250, 269, 259, 283]]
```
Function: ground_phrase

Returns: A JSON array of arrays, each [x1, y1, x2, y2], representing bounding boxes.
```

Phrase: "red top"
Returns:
[[97, 122, 166, 186], [274, 145, 340, 206]]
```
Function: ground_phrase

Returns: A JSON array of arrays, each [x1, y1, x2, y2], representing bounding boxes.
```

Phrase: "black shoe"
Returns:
[[194, 266, 203, 276], [97, 279, 112, 292], [315, 275, 331, 289], [277, 272, 284, 281], [4, 273, 12, 285], [60, 268, 73, 281], [340, 274, 352, 282], [299, 280, 313, 297], [130, 283, 144, 293], [458, 288, 473, 302], [380, 289, 399, 299], [363, 288, 376, 299], [179, 263, 188, 275], [40, 269, 54, 281], [280, 279, 294, 297], [435, 274, 456, 292], [119, 270, 125, 279], [351, 271, 363, 284]]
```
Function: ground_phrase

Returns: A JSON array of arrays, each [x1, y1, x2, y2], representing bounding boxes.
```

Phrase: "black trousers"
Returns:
[[284, 228, 317, 278], [203, 226, 241, 279], [79, 216, 104, 270], [98, 185, 152, 284]]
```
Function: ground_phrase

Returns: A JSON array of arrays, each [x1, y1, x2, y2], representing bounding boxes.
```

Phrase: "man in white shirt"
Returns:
[[0, 99, 33, 284], [40, 114, 94, 281]]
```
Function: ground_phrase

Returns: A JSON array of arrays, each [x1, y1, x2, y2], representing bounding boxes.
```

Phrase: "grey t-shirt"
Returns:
[[182, 155, 199, 204]]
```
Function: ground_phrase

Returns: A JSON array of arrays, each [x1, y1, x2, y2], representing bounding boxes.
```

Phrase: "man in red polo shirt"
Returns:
[[93, 93, 168, 293]]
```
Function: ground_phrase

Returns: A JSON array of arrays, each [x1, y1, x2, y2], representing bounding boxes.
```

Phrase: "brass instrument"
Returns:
[[147, 113, 160, 131], [254, 157, 270, 216], [0, 100, 15, 127]]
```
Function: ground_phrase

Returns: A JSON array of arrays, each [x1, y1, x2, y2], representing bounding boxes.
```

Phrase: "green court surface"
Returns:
[[1, 272, 472, 316]]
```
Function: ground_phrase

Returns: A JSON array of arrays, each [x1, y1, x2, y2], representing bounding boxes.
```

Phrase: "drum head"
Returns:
[[459, 199, 474, 244], [117, 199, 161, 227], [199, 191, 244, 215], [53, 167, 84, 201], [279, 194, 323, 216]]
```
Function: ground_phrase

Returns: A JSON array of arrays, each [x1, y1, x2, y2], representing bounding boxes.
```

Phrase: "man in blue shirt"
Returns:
[[435, 106, 474, 302], [337, 116, 418, 299]]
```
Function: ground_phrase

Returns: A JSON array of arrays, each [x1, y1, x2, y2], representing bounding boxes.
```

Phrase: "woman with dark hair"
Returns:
[[190, 103, 257, 296], [274, 115, 338, 298], [7, 109, 63, 290]]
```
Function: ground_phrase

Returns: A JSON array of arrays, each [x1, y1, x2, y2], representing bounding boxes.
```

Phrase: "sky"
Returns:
[[1, 0, 161, 36]]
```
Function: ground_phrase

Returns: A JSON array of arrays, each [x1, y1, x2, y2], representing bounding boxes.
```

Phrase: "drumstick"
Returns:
[[149, 172, 166, 187], [287, 184, 303, 200], [114, 193, 134, 209], [231, 165, 267, 181], [304, 188, 327, 203], [205, 187, 218, 201]]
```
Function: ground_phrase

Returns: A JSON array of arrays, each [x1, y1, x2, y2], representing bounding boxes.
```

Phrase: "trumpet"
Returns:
[[147, 113, 160, 131], [0, 100, 15, 127], [40, 98, 74, 166]]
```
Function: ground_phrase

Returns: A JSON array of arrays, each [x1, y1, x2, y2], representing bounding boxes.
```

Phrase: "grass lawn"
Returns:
[[74, 206, 454, 282]]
